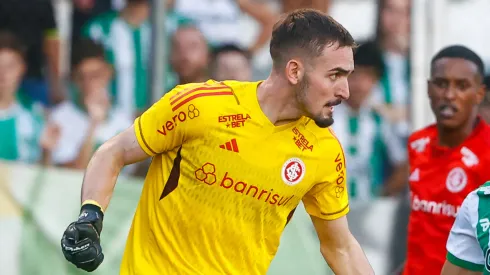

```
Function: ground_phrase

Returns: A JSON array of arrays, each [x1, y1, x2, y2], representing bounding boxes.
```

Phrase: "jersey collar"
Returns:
[[432, 117, 486, 153]]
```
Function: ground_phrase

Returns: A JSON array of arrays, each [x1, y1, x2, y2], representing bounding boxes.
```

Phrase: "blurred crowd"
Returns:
[[0, 0, 489, 201]]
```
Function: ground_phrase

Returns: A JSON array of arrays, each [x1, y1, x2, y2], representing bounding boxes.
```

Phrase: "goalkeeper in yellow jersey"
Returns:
[[60, 8, 373, 275]]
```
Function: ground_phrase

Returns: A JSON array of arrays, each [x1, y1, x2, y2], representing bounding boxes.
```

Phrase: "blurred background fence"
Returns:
[[0, 0, 489, 274]]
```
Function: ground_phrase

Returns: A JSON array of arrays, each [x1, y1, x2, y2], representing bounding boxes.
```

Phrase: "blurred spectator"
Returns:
[[0, 32, 58, 164], [71, 0, 114, 47], [0, 0, 62, 105], [82, 0, 193, 115], [82, 0, 150, 117], [170, 26, 210, 85], [479, 75, 490, 123], [211, 44, 252, 81], [49, 39, 132, 170], [372, 0, 411, 137], [332, 41, 408, 202], [170, 0, 276, 53], [281, 0, 331, 14]]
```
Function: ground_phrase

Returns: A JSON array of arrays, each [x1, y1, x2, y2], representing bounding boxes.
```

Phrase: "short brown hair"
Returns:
[[71, 38, 106, 70], [0, 31, 26, 60], [270, 9, 356, 69]]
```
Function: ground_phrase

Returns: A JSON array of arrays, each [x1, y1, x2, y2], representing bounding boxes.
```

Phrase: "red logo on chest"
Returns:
[[292, 127, 313, 151], [218, 113, 251, 128]]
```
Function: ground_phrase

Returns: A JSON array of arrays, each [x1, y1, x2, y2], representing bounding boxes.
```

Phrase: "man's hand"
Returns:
[[85, 90, 110, 124], [61, 203, 104, 272], [74, 0, 96, 11], [40, 122, 60, 152]]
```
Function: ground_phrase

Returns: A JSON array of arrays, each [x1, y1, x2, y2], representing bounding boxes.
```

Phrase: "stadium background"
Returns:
[[1, 0, 490, 274]]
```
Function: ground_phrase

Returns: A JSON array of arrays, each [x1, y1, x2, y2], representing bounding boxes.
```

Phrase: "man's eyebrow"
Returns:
[[328, 67, 353, 74], [431, 76, 471, 81]]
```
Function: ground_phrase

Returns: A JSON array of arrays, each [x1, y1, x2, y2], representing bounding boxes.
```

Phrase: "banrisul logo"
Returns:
[[485, 247, 490, 271]]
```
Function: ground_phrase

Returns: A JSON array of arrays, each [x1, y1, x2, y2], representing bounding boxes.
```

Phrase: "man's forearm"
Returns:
[[321, 235, 374, 275], [81, 139, 125, 210], [44, 37, 60, 78], [383, 163, 409, 196], [72, 124, 98, 169], [44, 37, 65, 103], [40, 148, 52, 166]]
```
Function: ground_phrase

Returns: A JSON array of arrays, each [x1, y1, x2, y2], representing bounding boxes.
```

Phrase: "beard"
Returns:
[[314, 114, 334, 128], [297, 76, 334, 128]]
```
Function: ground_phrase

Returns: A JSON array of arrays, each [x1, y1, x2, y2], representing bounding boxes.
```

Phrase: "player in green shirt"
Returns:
[[82, 0, 193, 116], [0, 31, 58, 164], [442, 181, 490, 274]]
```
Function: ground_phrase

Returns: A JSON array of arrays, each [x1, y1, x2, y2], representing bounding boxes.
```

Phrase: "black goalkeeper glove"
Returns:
[[61, 203, 104, 272]]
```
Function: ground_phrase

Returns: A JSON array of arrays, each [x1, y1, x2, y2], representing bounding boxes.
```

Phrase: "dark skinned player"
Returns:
[[403, 45, 490, 274]]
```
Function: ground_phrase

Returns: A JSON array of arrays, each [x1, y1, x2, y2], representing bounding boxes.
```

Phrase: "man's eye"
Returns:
[[433, 79, 447, 88], [455, 81, 470, 91], [329, 74, 338, 81]]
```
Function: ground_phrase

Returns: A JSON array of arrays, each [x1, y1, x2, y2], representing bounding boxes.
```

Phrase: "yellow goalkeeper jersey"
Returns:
[[121, 80, 349, 275]]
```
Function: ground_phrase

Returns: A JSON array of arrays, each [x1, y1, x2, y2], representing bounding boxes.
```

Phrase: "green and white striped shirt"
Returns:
[[446, 182, 490, 273], [83, 11, 150, 115], [0, 102, 44, 163], [82, 11, 194, 114], [332, 103, 407, 202]]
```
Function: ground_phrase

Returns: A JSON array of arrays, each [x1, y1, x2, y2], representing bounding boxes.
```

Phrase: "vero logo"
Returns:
[[219, 138, 239, 153]]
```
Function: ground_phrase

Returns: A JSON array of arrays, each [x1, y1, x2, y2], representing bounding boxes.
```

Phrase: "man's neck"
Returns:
[[381, 38, 408, 56], [120, 4, 148, 27], [179, 74, 208, 85], [0, 93, 16, 110], [437, 118, 478, 148], [256, 73, 303, 126]]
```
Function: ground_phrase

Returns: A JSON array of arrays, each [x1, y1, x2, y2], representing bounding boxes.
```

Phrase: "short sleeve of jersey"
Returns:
[[81, 12, 118, 42], [134, 84, 201, 156], [82, 20, 103, 41], [446, 191, 485, 272], [302, 130, 349, 220]]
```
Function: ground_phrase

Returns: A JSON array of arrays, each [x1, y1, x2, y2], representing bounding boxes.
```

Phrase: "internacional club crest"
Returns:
[[446, 167, 468, 193], [281, 158, 306, 186]]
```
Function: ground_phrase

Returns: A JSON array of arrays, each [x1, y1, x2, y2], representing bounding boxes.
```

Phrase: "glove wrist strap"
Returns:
[[82, 199, 104, 213], [79, 202, 104, 234]]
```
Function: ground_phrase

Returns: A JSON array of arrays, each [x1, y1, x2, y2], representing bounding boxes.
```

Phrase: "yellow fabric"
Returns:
[[122, 80, 349, 274]]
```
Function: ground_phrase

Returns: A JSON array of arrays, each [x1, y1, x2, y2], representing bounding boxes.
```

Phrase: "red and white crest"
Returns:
[[446, 167, 468, 193], [281, 158, 306, 186]]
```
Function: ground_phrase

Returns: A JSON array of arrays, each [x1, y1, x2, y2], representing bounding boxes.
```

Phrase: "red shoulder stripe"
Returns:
[[171, 91, 233, 111], [170, 84, 228, 103]]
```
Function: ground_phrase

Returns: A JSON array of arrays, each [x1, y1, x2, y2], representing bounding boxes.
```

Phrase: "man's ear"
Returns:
[[475, 84, 486, 105], [285, 59, 304, 85]]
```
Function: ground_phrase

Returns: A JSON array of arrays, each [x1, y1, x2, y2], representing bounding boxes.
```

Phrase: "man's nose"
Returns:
[[443, 86, 457, 100], [337, 78, 350, 100]]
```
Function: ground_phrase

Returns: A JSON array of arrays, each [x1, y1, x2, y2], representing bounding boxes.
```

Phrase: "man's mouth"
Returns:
[[438, 104, 458, 118], [326, 99, 342, 107], [326, 99, 342, 111]]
